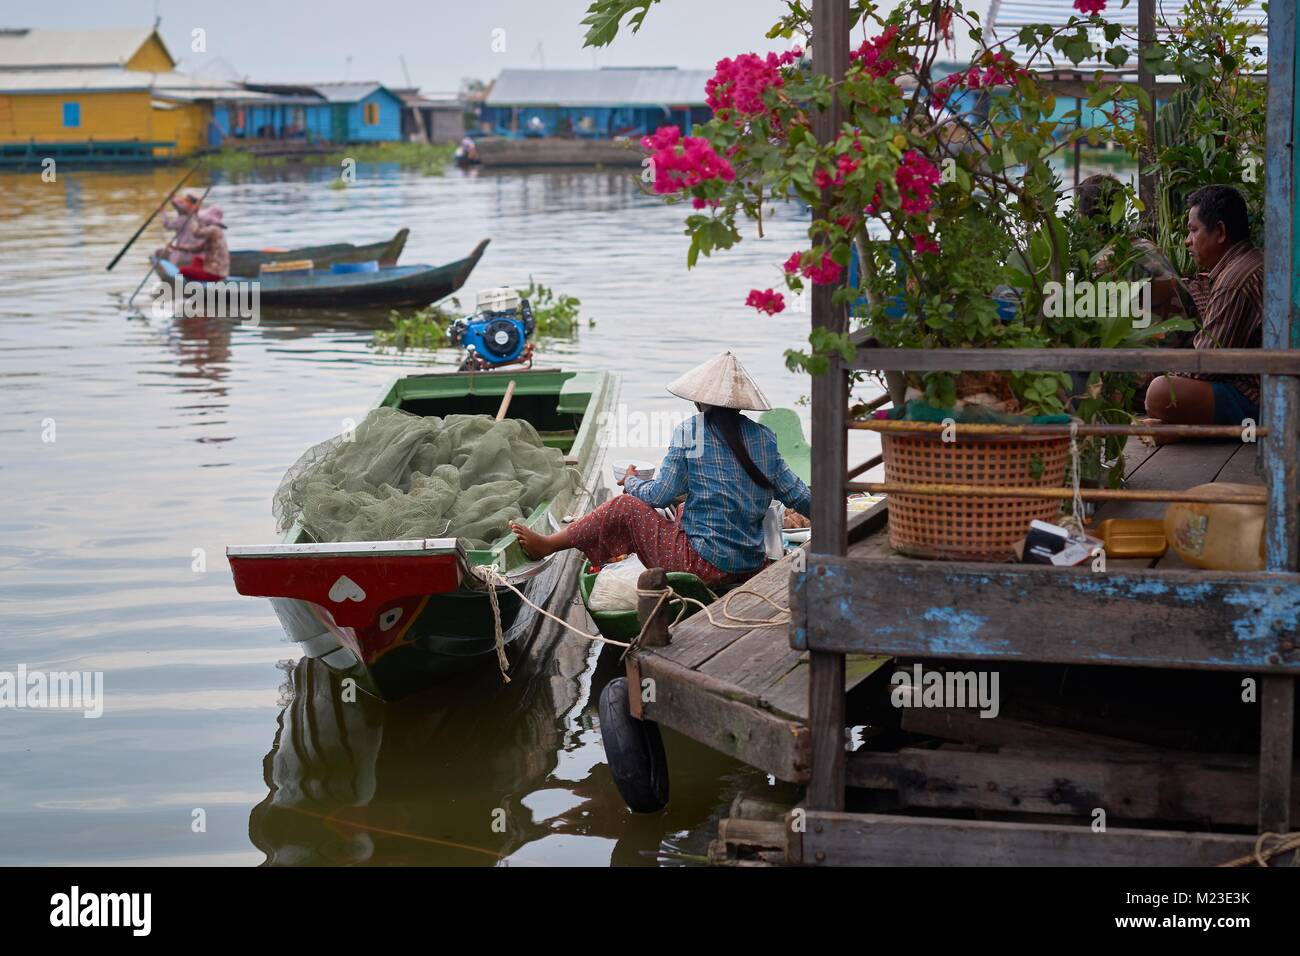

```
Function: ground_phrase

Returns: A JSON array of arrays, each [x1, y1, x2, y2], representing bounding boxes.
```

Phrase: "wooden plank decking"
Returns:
[[636, 545, 888, 783]]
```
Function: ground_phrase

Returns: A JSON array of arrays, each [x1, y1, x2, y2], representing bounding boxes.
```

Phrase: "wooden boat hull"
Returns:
[[476, 136, 643, 167], [153, 238, 487, 308], [229, 368, 618, 701], [227, 228, 409, 277]]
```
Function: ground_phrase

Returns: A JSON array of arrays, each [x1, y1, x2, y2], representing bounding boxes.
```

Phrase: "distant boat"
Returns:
[[227, 228, 410, 277], [227, 367, 619, 701], [476, 136, 643, 168], [152, 238, 488, 309]]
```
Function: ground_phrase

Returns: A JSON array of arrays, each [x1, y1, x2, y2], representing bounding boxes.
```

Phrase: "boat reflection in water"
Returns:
[[248, 601, 753, 865]]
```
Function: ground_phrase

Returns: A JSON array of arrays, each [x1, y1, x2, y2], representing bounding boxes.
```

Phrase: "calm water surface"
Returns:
[[0, 156, 1131, 865], [0, 162, 824, 866]]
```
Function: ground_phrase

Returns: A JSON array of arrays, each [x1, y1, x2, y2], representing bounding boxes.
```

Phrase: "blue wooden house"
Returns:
[[210, 81, 402, 145], [481, 67, 712, 139]]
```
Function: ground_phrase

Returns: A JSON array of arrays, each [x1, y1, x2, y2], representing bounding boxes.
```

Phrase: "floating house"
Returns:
[[481, 67, 712, 139], [395, 88, 466, 144], [219, 81, 403, 146], [0, 26, 225, 164]]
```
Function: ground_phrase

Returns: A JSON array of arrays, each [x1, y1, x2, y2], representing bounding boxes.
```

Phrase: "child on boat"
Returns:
[[510, 351, 812, 586]]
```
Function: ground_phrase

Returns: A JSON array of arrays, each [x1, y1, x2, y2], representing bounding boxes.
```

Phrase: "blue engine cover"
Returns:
[[457, 315, 527, 364]]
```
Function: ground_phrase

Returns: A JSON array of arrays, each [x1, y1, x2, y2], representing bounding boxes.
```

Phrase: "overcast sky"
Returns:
[[17, 0, 978, 91]]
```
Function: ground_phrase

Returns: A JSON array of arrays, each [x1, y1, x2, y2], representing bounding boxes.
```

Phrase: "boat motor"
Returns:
[[450, 287, 535, 370]]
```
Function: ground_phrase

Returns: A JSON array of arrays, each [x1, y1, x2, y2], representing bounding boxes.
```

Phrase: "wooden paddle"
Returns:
[[125, 183, 214, 309], [495, 380, 517, 421], [106, 160, 203, 271]]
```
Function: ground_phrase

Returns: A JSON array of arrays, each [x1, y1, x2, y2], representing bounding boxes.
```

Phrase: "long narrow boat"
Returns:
[[227, 368, 618, 701], [227, 228, 410, 277], [153, 238, 488, 308]]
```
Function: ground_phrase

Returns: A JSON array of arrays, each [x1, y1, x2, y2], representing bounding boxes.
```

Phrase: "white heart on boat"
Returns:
[[378, 607, 403, 631], [328, 575, 367, 604]]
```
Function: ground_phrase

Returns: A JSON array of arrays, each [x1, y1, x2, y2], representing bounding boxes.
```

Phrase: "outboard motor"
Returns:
[[449, 287, 535, 370]]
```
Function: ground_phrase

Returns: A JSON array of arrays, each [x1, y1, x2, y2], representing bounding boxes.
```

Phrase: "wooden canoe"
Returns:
[[227, 228, 410, 277], [153, 238, 488, 308], [228, 368, 619, 701]]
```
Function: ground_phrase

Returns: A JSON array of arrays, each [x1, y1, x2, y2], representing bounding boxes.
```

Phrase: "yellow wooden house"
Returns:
[[0, 27, 215, 163]]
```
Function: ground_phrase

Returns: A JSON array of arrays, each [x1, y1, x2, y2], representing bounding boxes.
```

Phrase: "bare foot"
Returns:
[[509, 520, 551, 560]]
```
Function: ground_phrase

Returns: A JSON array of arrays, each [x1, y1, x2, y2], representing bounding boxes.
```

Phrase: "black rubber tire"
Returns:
[[598, 677, 669, 813]]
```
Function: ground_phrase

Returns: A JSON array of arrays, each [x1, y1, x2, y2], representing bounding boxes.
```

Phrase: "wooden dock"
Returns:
[[628, 546, 888, 784], [624, 438, 1297, 866]]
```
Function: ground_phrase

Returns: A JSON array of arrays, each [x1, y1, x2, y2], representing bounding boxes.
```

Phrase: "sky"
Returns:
[[12, 0, 978, 92]]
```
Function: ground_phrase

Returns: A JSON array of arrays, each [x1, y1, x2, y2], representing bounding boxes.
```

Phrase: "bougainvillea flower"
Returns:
[[707, 49, 802, 119], [896, 150, 942, 215], [1074, 0, 1107, 14], [746, 288, 786, 314], [913, 234, 940, 255], [640, 125, 736, 194]]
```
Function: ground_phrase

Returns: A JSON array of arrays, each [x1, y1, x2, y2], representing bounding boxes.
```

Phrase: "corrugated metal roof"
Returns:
[[0, 27, 168, 70], [985, 0, 1268, 71], [0, 67, 245, 96], [485, 68, 712, 107], [311, 82, 390, 103]]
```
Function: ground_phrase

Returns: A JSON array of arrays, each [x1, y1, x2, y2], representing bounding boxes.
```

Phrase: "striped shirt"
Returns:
[[1182, 240, 1264, 403], [623, 413, 812, 574]]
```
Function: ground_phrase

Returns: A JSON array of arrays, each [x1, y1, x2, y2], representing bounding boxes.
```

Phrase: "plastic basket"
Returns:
[[881, 430, 1070, 561]]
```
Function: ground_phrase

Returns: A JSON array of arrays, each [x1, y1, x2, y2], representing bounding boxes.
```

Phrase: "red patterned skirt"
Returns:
[[567, 495, 735, 586]]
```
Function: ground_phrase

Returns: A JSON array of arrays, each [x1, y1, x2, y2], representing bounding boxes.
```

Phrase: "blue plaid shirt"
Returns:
[[623, 413, 812, 574]]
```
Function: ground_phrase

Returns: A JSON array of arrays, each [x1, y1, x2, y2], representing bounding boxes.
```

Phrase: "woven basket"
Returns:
[[882, 431, 1071, 561]]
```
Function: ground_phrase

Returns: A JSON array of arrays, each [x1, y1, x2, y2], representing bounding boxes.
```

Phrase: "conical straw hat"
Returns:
[[666, 351, 771, 410]]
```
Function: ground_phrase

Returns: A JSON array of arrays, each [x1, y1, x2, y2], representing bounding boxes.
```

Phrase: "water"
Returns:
[[0, 162, 821, 866]]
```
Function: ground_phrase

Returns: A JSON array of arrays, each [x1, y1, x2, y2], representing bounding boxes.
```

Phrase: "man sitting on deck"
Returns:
[[1144, 185, 1263, 429]]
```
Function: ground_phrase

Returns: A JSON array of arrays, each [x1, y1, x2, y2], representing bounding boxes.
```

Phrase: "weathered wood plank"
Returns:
[[844, 747, 1300, 827], [853, 347, 1300, 375], [639, 654, 810, 782], [898, 708, 1151, 752], [798, 811, 1263, 866], [800, 556, 1300, 672], [658, 554, 792, 670], [1214, 442, 1262, 485], [759, 653, 890, 720], [1093, 441, 1240, 525], [700, 626, 805, 697]]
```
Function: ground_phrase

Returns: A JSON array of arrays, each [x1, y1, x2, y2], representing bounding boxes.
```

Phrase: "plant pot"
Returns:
[[881, 431, 1071, 561]]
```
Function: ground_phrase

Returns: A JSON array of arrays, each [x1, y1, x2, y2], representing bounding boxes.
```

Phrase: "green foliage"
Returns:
[[372, 300, 460, 352], [518, 277, 582, 337], [581, 0, 661, 47], [200, 143, 454, 176]]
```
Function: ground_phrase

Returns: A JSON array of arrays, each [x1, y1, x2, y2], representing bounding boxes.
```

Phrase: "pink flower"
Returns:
[[707, 49, 802, 119], [803, 251, 843, 285], [850, 26, 907, 79], [784, 249, 843, 285], [913, 234, 940, 256], [746, 288, 786, 314], [814, 168, 834, 190], [1074, 0, 1106, 13], [896, 150, 941, 216], [640, 125, 736, 194]]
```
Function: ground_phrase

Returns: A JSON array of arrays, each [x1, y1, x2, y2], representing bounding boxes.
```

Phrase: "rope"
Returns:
[[1218, 831, 1300, 868], [1060, 419, 1086, 538], [469, 568, 792, 682]]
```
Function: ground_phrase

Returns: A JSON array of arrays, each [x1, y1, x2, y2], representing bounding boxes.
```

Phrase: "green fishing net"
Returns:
[[274, 407, 579, 549]]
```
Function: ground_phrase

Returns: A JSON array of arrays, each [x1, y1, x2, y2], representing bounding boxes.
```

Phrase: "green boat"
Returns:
[[228, 368, 619, 701], [227, 228, 410, 277]]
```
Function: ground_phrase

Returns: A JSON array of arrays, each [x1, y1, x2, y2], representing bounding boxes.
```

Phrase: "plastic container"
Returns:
[[330, 259, 380, 275], [1095, 518, 1168, 559]]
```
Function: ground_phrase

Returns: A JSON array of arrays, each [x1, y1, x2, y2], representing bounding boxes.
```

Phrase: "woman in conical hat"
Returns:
[[511, 351, 811, 585]]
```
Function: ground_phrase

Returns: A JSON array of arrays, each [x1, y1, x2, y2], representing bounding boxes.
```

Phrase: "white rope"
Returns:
[[469, 566, 792, 683], [1061, 419, 1086, 537]]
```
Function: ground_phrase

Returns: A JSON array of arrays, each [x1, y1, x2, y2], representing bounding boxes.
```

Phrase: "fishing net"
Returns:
[[273, 407, 579, 549]]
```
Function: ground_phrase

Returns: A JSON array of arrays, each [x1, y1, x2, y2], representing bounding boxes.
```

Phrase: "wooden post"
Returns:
[[1137, 0, 1157, 219], [1259, 0, 1298, 838], [807, 0, 851, 813], [636, 567, 671, 648]]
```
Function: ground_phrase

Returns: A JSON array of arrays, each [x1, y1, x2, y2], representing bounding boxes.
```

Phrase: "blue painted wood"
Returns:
[[797, 556, 1300, 672]]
